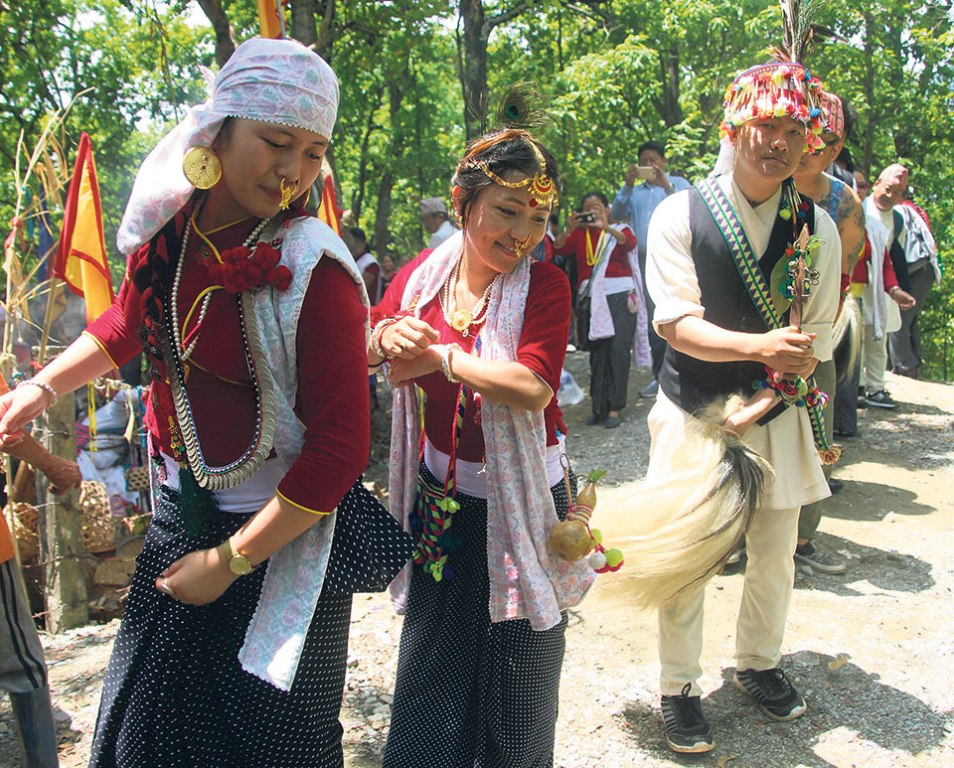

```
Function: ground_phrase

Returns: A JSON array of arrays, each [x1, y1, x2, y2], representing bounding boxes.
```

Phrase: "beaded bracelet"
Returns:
[[370, 317, 399, 359], [17, 379, 59, 407]]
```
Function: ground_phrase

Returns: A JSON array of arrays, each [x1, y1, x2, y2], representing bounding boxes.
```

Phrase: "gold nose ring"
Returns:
[[279, 178, 296, 210]]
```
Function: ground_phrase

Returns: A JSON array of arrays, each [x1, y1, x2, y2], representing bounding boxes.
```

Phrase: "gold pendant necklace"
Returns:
[[442, 257, 499, 337], [450, 309, 473, 333]]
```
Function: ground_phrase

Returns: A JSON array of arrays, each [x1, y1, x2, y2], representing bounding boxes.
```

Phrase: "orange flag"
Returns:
[[257, 0, 285, 39], [317, 173, 342, 235], [54, 132, 114, 324]]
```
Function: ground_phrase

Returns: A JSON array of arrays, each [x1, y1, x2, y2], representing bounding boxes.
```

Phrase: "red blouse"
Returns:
[[553, 225, 637, 284], [86, 213, 369, 513], [373, 252, 570, 462]]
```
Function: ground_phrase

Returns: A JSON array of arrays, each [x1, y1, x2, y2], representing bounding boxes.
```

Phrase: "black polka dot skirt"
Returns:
[[89, 485, 353, 768], [382, 465, 574, 768]]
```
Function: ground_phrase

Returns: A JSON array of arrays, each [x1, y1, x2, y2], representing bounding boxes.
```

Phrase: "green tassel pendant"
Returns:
[[177, 466, 221, 537]]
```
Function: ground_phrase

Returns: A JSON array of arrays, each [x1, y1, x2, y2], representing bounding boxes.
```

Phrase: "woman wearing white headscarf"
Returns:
[[0, 38, 410, 767]]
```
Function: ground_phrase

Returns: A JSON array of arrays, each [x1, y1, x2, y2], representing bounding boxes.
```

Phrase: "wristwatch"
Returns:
[[220, 537, 258, 576]]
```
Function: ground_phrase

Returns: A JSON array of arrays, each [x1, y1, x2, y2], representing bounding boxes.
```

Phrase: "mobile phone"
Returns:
[[634, 166, 656, 180], [579, 212, 596, 224]]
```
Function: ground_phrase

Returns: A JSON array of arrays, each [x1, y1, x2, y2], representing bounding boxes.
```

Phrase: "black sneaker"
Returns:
[[734, 668, 807, 721], [660, 683, 715, 753], [795, 541, 847, 574], [865, 390, 897, 409]]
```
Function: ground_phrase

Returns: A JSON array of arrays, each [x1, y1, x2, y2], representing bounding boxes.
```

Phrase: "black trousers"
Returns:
[[587, 291, 637, 418]]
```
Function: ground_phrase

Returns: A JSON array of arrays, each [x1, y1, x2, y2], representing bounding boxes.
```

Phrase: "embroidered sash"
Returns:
[[696, 178, 838, 463]]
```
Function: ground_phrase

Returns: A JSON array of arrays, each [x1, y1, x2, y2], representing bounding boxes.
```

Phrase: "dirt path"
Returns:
[[2, 361, 951, 767]]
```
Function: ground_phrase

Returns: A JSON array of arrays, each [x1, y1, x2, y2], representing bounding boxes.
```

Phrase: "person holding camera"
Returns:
[[611, 141, 692, 397], [553, 192, 637, 428]]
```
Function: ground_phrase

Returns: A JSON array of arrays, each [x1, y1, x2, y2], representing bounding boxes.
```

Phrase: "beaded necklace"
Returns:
[[170, 210, 271, 363], [440, 256, 499, 336], [161, 210, 278, 491]]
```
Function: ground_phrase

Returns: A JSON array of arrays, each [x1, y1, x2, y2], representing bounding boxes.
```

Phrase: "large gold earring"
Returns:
[[182, 146, 222, 190]]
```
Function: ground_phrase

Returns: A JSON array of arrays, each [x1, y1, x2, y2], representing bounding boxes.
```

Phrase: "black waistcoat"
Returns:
[[658, 184, 815, 418]]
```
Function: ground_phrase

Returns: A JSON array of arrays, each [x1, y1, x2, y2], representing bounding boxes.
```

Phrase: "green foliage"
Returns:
[[1, 0, 951, 378]]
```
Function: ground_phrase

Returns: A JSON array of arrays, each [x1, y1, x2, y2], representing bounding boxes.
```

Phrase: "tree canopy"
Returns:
[[2, 0, 952, 376]]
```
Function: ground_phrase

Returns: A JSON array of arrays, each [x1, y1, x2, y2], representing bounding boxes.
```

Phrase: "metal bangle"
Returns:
[[17, 379, 59, 407], [370, 317, 398, 359], [440, 343, 460, 383]]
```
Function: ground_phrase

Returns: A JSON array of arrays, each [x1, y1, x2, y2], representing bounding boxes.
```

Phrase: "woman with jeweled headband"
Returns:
[[0, 37, 411, 767], [369, 128, 595, 766]]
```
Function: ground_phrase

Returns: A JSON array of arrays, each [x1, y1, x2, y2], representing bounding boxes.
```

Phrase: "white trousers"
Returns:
[[862, 322, 889, 393], [658, 504, 799, 696]]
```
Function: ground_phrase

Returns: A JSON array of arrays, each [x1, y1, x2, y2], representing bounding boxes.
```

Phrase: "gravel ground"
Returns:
[[2, 355, 952, 767]]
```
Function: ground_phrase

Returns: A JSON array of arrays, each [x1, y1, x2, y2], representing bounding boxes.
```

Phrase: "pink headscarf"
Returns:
[[878, 163, 909, 187], [116, 38, 339, 256]]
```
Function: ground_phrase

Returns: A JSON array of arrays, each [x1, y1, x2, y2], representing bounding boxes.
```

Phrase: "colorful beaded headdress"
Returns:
[[720, 62, 825, 152], [719, 0, 835, 153]]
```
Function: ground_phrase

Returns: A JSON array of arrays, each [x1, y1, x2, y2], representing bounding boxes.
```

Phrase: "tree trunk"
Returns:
[[35, 353, 88, 633], [292, 0, 320, 50], [373, 77, 409, 255], [373, 168, 395, 257], [456, 1, 533, 140], [194, 0, 235, 67], [352, 85, 385, 221], [654, 43, 683, 128], [861, 11, 876, 175], [458, 0, 489, 140]]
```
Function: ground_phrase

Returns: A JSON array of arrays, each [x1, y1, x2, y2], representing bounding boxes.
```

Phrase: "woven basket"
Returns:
[[7, 482, 118, 556], [125, 464, 151, 492], [8, 502, 39, 561], [79, 481, 116, 553]]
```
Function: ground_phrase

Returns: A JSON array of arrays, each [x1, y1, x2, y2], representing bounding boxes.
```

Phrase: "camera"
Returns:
[[579, 212, 596, 224]]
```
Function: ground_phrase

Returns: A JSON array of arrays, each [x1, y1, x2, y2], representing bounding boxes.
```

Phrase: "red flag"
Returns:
[[53, 132, 114, 324], [318, 173, 342, 235]]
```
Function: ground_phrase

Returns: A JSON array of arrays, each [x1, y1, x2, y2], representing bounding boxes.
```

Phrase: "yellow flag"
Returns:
[[54, 132, 114, 324], [257, 0, 285, 39]]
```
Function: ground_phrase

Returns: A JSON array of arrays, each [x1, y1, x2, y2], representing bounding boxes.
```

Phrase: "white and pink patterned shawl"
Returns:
[[388, 231, 594, 631]]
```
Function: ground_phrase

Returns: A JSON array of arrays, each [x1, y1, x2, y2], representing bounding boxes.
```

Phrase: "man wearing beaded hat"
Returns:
[[644, 59, 840, 753]]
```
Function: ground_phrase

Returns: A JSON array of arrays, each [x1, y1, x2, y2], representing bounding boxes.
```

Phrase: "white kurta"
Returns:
[[645, 173, 841, 510]]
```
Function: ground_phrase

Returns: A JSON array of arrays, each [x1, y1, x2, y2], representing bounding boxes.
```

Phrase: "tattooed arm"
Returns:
[[836, 187, 867, 275], [816, 183, 867, 276]]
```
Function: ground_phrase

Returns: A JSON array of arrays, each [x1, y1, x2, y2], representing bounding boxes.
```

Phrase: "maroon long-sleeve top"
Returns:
[[372, 251, 570, 462], [86, 210, 369, 513]]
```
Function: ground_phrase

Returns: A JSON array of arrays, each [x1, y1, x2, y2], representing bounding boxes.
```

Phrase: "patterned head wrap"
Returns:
[[878, 163, 909, 187], [720, 62, 825, 153], [117, 37, 339, 255], [818, 90, 845, 139]]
